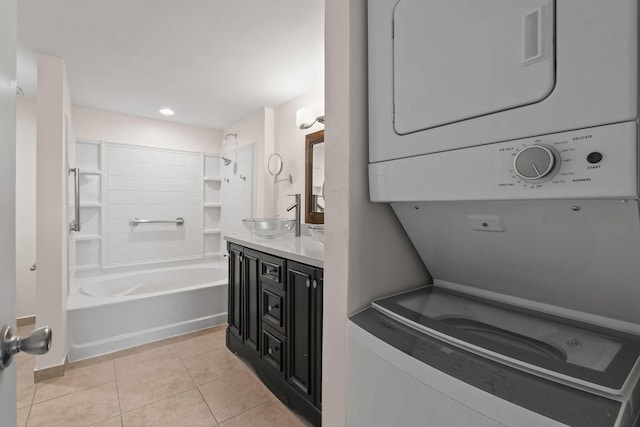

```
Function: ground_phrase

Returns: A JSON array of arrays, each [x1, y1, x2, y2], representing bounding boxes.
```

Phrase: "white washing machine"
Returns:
[[351, 0, 640, 425], [348, 288, 640, 427]]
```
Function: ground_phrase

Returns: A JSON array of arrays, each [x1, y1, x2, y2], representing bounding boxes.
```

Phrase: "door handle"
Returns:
[[68, 167, 81, 232], [0, 325, 52, 369]]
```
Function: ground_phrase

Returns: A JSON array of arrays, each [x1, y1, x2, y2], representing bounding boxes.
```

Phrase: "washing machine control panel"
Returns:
[[496, 123, 636, 195]]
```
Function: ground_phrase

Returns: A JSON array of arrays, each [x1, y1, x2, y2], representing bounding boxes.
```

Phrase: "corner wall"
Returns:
[[221, 108, 272, 218], [322, 1, 431, 425], [35, 54, 71, 370], [16, 98, 36, 319], [219, 88, 325, 222]]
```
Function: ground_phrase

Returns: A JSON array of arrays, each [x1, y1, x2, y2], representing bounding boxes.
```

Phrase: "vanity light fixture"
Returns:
[[158, 107, 175, 116], [296, 108, 325, 130]]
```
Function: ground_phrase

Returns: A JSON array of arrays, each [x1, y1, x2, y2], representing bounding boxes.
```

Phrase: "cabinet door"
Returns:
[[313, 268, 323, 408], [287, 261, 315, 403], [228, 243, 243, 339], [243, 248, 261, 354]]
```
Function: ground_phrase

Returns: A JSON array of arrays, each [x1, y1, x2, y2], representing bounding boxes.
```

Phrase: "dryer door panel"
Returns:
[[393, 0, 556, 134]]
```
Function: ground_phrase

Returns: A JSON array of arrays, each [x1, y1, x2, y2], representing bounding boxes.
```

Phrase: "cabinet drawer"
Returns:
[[262, 327, 286, 376], [259, 254, 286, 290], [262, 286, 285, 335]]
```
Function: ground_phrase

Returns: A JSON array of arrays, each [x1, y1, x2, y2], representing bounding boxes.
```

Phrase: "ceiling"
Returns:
[[17, 0, 325, 130]]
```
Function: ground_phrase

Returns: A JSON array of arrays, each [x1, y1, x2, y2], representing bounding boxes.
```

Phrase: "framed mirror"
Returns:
[[305, 130, 324, 224]]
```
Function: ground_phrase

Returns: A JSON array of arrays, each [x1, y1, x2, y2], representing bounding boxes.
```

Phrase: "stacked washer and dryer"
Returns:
[[348, 1, 640, 426]]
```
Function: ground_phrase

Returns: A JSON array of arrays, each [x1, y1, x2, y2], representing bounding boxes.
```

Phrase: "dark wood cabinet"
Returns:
[[314, 268, 323, 410], [227, 244, 242, 339], [287, 261, 323, 407], [242, 248, 261, 354], [226, 242, 323, 426], [227, 243, 261, 356]]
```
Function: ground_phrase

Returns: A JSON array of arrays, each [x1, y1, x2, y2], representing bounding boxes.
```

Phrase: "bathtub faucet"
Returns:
[[286, 194, 301, 237]]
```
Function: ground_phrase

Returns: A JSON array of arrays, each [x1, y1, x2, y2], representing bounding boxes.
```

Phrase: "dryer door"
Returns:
[[393, 0, 556, 134]]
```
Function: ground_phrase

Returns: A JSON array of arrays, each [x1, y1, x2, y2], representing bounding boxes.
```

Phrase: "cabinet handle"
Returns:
[[306, 279, 310, 288], [268, 346, 279, 355], [239, 254, 243, 263], [267, 304, 279, 312], [312, 279, 317, 290]]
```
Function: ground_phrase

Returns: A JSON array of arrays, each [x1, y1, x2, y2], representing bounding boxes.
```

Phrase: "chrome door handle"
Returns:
[[0, 325, 52, 369], [68, 167, 81, 232]]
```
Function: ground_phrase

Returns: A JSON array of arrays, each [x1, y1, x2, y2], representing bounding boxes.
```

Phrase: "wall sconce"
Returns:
[[296, 108, 325, 130], [222, 132, 237, 146]]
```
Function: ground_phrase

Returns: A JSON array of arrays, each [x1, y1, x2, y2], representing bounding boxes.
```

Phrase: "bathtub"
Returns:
[[67, 262, 228, 361]]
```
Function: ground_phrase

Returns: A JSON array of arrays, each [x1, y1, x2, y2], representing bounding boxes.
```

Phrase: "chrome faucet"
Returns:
[[286, 193, 301, 237]]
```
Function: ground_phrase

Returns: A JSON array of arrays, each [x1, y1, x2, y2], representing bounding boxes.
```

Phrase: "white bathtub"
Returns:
[[67, 262, 228, 361]]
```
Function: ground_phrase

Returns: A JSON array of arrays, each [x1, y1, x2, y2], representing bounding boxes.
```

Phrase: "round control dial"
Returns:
[[513, 145, 558, 181]]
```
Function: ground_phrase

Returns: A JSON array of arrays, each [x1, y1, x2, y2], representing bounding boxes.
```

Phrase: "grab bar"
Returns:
[[129, 217, 185, 226], [68, 167, 81, 232]]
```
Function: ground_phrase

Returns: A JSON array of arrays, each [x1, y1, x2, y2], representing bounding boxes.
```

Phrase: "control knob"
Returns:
[[513, 145, 558, 181]]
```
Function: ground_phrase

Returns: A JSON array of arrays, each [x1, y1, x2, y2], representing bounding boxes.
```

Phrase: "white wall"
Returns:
[[35, 54, 72, 370], [16, 98, 36, 318], [215, 87, 324, 222], [72, 106, 221, 154], [323, 1, 431, 425], [273, 86, 324, 218], [220, 144, 255, 237], [221, 108, 271, 218]]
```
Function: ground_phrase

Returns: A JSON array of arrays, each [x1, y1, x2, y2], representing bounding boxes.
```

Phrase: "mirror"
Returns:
[[305, 130, 324, 224], [267, 153, 284, 181]]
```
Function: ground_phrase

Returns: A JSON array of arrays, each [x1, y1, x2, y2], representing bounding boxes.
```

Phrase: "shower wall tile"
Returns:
[[104, 144, 203, 267]]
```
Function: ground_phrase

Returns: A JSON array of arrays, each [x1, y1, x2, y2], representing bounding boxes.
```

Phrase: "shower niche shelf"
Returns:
[[76, 235, 102, 241], [203, 155, 223, 257], [74, 139, 104, 272], [75, 239, 101, 271]]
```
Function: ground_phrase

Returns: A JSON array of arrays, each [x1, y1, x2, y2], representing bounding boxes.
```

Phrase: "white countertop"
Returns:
[[224, 233, 324, 268]]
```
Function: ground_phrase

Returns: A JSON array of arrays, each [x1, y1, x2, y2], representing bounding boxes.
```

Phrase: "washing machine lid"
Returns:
[[393, 0, 555, 134], [373, 287, 640, 395]]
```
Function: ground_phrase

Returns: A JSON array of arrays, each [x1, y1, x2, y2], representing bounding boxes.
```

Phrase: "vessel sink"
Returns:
[[242, 218, 296, 239], [308, 224, 325, 246]]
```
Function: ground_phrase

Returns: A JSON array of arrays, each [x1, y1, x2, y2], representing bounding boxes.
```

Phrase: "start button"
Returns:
[[587, 152, 603, 164]]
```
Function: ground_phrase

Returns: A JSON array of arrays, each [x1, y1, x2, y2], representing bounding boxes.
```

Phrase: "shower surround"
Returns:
[[68, 140, 253, 360]]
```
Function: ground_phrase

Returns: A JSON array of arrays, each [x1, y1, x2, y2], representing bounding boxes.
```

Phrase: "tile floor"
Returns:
[[16, 324, 308, 427]]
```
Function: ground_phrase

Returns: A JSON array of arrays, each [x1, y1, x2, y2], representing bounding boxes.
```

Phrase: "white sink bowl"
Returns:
[[242, 218, 296, 239], [308, 224, 325, 246]]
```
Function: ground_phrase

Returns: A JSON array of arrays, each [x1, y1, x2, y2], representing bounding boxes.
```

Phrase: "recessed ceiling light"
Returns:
[[159, 108, 175, 116]]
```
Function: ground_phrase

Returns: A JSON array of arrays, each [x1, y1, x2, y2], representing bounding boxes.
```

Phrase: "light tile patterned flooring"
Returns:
[[16, 324, 308, 427]]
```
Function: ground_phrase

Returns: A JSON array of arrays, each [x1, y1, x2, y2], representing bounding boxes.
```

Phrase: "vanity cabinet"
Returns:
[[226, 242, 323, 426], [227, 244, 261, 356], [287, 261, 323, 409]]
